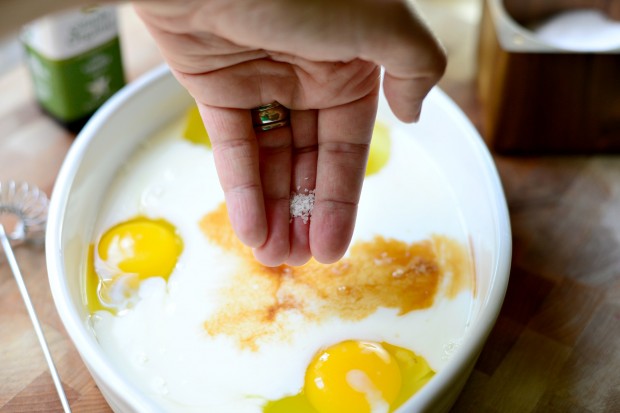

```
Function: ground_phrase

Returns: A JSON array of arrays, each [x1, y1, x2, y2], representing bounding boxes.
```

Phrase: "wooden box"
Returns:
[[478, 0, 620, 154]]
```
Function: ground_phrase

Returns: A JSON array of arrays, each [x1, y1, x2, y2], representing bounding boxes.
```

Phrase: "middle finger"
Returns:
[[287, 109, 318, 266]]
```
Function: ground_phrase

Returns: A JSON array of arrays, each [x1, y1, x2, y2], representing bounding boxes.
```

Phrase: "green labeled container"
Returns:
[[22, 6, 125, 133]]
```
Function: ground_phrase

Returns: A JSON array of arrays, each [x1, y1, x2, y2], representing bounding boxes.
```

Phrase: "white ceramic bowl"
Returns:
[[46, 64, 511, 413]]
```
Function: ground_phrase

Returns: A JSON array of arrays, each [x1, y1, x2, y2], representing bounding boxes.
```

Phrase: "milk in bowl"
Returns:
[[81, 105, 476, 413], [47, 66, 510, 413]]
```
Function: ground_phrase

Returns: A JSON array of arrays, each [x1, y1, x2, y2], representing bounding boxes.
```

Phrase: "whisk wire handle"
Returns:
[[0, 181, 71, 413]]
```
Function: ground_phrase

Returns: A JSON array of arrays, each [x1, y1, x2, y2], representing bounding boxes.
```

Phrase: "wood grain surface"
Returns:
[[1, 2, 619, 412]]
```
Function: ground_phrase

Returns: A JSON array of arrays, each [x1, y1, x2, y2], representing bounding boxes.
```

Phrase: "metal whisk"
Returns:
[[0, 181, 71, 413]]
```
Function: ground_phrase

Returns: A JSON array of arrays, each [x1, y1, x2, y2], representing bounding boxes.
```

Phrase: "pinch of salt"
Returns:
[[290, 189, 315, 224]]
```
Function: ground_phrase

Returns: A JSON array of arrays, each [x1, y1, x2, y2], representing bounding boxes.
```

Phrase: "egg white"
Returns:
[[90, 117, 475, 412]]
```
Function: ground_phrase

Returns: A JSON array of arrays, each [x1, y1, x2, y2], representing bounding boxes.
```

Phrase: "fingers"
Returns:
[[198, 105, 267, 248], [201, 97, 375, 267], [310, 87, 379, 264]]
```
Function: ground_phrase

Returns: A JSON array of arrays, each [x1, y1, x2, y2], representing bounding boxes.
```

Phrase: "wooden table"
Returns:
[[1, 4, 619, 413]]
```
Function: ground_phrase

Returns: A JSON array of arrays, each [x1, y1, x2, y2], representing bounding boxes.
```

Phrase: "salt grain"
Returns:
[[290, 189, 315, 224]]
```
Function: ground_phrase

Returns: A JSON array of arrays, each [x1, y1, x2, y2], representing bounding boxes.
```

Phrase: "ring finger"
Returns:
[[252, 106, 293, 266]]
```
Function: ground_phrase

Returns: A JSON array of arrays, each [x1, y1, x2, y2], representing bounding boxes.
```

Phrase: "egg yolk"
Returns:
[[97, 217, 183, 281], [183, 105, 212, 148], [305, 340, 401, 413], [365, 121, 391, 177], [264, 341, 434, 413], [87, 217, 183, 311]]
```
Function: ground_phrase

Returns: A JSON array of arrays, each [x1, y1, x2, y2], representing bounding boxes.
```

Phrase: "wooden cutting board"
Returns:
[[1, 4, 619, 413]]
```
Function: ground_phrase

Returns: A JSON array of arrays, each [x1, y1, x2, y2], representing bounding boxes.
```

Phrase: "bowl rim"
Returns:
[[46, 64, 174, 412], [396, 87, 512, 411], [46, 63, 512, 412]]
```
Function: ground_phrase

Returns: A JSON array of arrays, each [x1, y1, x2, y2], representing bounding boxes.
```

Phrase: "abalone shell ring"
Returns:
[[251, 102, 289, 131]]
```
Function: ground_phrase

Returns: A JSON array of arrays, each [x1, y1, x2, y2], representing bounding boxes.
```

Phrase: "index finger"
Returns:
[[198, 104, 268, 248]]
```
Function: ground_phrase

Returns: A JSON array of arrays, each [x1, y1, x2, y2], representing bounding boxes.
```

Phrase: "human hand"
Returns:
[[135, 0, 446, 266]]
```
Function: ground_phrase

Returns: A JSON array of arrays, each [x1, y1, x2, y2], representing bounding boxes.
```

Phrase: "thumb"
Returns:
[[359, 1, 447, 122]]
